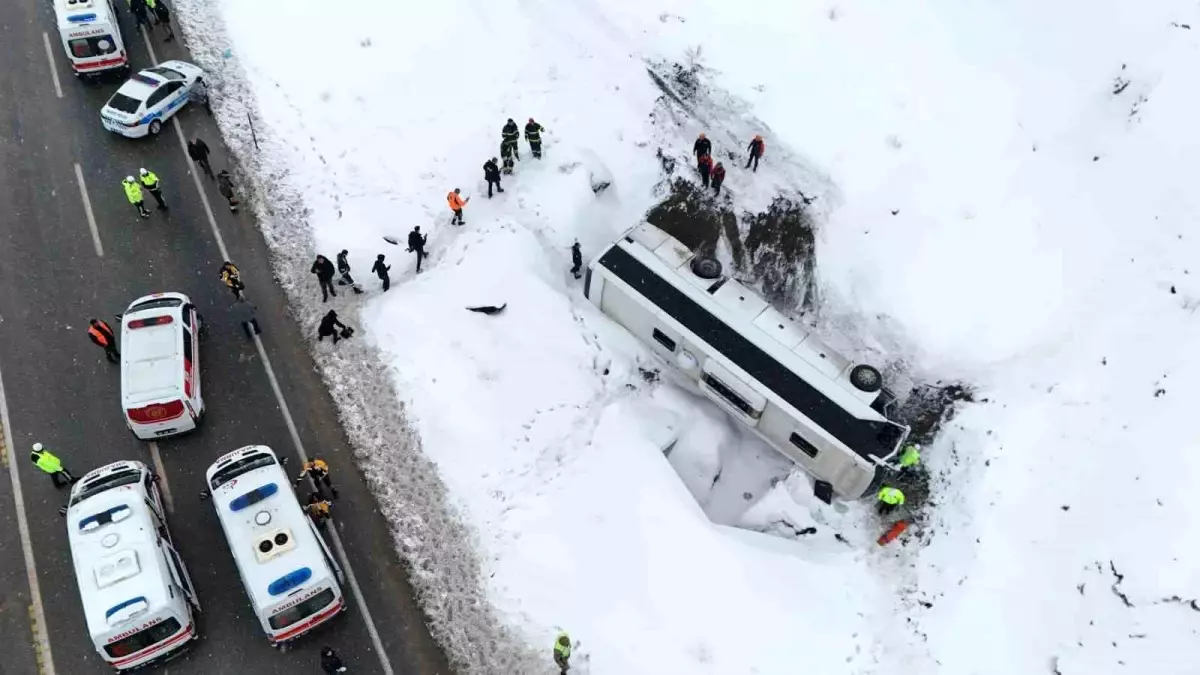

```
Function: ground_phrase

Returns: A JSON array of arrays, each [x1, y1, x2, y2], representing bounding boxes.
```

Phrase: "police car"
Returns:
[[100, 61, 205, 138]]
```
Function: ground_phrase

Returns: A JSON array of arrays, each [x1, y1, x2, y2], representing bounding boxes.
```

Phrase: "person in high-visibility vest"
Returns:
[[898, 443, 921, 473], [139, 168, 168, 210], [553, 631, 571, 674], [447, 188, 469, 226], [877, 485, 905, 516], [306, 492, 332, 525], [30, 443, 76, 488], [123, 176, 150, 218], [87, 318, 120, 363], [297, 458, 338, 500]]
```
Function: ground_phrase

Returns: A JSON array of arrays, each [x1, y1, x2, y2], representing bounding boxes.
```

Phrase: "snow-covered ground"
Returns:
[[173, 0, 1200, 673]]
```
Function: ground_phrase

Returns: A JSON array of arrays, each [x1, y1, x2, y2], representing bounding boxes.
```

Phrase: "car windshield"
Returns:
[[147, 66, 186, 81], [106, 93, 142, 114], [210, 453, 277, 490], [70, 468, 141, 507]]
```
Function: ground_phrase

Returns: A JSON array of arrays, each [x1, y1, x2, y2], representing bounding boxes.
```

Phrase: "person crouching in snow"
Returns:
[[317, 310, 350, 344]]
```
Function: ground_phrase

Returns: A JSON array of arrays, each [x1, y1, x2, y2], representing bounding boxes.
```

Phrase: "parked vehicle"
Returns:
[[120, 292, 205, 439], [101, 61, 206, 137], [54, 0, 129, 77]]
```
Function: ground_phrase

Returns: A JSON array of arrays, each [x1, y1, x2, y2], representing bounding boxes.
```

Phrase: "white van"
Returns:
[[204, 445, 346, 646], [66, 461, 200, 671], [585, 223, 911, 501], [120, 292, 205, 440], [54, 0, 128, 76]]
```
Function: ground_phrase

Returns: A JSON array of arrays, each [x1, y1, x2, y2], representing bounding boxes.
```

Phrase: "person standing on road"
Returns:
[[553, 632, 572, 674], [321, 647, 348, 674], [217, 170, 239, 212], [123, 176, 150, 218], [232, 300, 261, 339], [525, 118, 545, 158], [746, 134, 765, 172], [311, 254, 337, 302], [139, 167, 168, 210], [30, 443, 75, 488], [483, 157, 504, 198], [371, 254, 391, 292], [711, 162, 726, 195], [306, 492, 332, 525], [407, 226, 427, 273], [447, 188, 468, 226], [143, 0, 161, 24], [297, 458, 339, 500], [129, 0, 153, 32], [502, 118, 521, 161], [570, 242, 583, 280], [152, 0, 174, 41], [317, 310, 348, 344], [219, 261, 245, 301], [336, 250, 363, 294], [188, 137, 214, 179], [87, 318, 119, 363]]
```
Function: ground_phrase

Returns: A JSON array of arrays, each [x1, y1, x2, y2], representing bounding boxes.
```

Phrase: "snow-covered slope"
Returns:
[[173, 0, 1200, 672]]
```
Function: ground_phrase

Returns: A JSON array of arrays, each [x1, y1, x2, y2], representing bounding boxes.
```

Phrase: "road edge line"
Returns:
[[72, 163, 105, 257], [40, 33, 64, 99]]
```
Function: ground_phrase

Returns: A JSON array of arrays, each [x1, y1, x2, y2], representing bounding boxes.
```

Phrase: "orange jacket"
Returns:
[[447, 191, 466, 210]]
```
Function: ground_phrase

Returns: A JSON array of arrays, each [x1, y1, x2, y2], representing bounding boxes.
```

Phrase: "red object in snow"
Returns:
[[878, 520, 909, 546]]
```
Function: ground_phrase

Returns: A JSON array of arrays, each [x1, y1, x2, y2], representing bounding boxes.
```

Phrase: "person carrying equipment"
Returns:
[[123, 176, 150, 218], [499, 142, 515, 175], [297, 458, 339, 500], [306, 493, 332, 525], [502, 118, 521, 160], [87, 318, 119, 363], [877, 485, 905, 517], [336, 250, 363, 294], [317, 310, 351, 344], [553, 632, 571, 674], [524, 118, 545, 158], [30, 443, 76, 488], [219, 261, 245, 300], [139, 168, 168, 210], [447, 188, 469, 226]]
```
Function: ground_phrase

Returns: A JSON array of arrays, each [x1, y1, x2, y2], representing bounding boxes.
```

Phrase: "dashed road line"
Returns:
[[147, 442, 174, 513], [72, 163, 104, 257], [40, 33, 63, 99], [0, 359, 56, 675]]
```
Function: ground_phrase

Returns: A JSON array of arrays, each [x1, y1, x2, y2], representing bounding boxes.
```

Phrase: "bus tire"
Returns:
[[849, 364, 883, 393]]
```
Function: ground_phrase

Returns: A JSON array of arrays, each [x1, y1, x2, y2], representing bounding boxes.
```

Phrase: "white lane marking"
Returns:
[[147, 442, 174, 513], [40, 33, 64, 99], [72, 163, 105, 257], [252, 335, 396, 675], [141, 30, 396, 675], [0, 359, 57, 675]]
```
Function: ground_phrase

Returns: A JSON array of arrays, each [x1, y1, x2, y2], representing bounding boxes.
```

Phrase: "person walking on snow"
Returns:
[[693, 132, 711, 161], [317, 309, 349, 344], [139, 167, 167, 210], [553, 632, 572, 674], [30, 443, 75, 488], [499, 142, 515, 175], [152, 0, 174, 41], [483, 158, 504, 198], [407, 226, 427, 273], [219, 261, 245, 301], [746, 134, 765, 172], [123, 176, 150, 218], [697, 153, 713, 188], [570, 242, 583, 279], [336, 250, 363, 294], [217, 170, 239, 212], [502, 118, 521, 160], [447, 188, 468, 226], [525, 118, 545, 158], [87, 318, 119, 363], [188, 137, 214, 179], [711, 162, 726, 195], [877, 485, 905, 517], [371, 254, 391, 291], [321, 647, 348, 674], [297, 458, 339, 501], [311, 254, 337, 302]]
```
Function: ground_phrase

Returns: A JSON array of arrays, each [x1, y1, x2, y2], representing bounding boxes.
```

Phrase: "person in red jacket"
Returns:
[[697, 153, 713, 188], [746, 134, 765, 171], [447, 188, 469, 225], [711, 162, 726, 195]]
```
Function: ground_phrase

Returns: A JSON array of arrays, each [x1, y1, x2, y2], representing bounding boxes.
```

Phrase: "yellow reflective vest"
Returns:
[[140, 171, 160, 189], [878, 487, 905, 506], [123, 180, 143, 204], [32, 451, 63, 474]]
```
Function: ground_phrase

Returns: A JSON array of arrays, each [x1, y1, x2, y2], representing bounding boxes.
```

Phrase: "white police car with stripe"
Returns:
[[100, 61, 205, 138]]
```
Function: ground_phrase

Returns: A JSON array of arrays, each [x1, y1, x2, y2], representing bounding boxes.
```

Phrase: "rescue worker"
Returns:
[[407, 226, 427, 273], [570, 241, 583, 279], [311, 254, 337, 302], [30, 443, 75, 488], [152, 0, 174, 41], [553, 632, 571, 674], [697, 153, 713, 188], [297, 458, 339, 500], [143, 0, 160, 23], [321, 646, 348, 674], [483, 157, 504, 198], [317, 309, 348, 344], [693, 132, 711, 160], [499, 142, 515, 175], [898, 443, 921, 473], [306, 492, 332, 525], [219, 261, 245, 301], [129, 0, 153, 31], [711, 162, 726, 195], [87, 318, 119, 363], [217, 169, 239, 212], [123, 176, 150, 218], [371, 253, 391, 292], [232, 299, 261, 338], [524, 118, 545, 158], [188, 137, 214, 179], [502, 118, 521, 160], [447, 188, 469, 226], [336, 250, 363, 293], [746, 134, 765, 172], [139, 168, 167, 210], [877, 485, 905, 517]]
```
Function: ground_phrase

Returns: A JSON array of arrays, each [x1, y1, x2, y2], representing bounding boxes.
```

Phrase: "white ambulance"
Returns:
[[53, 0, 129, 76], [204, 445, 346, 646], [66, 461, 200, 671], [120, 292, 205, 440]]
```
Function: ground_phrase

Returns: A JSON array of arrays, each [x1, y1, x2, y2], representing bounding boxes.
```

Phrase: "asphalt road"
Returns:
[[0, 3, 449, 674]]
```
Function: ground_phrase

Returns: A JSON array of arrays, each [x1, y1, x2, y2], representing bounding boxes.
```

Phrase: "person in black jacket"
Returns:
[[311, 254, 337, 302], [407, 226, 427, 273], [502, 118, 521, 160], [483, 158, 504, 198], [336, 250, 363, 294], [152, 0, 174, 41], [187, 137, 214, 179], [321, 646, 347, 673], [317, 310, 348, 343], [371, 254, 391, 291], [570, 241, 583, 279], [693, 132, 711, 161], [129, 0, 153, 31], [500, 142, 515, 175], [524, 118, 545, 158]]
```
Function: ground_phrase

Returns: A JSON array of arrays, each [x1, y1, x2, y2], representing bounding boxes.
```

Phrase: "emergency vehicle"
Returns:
[[53, 0, 128, 76], [120, 292, 205, 439]]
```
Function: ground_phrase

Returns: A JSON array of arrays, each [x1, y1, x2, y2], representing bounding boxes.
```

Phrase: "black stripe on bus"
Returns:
[[598, 245, 900, 459]]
